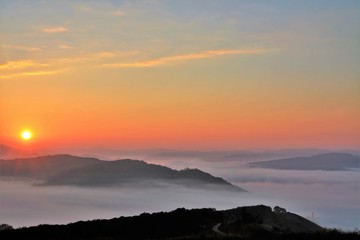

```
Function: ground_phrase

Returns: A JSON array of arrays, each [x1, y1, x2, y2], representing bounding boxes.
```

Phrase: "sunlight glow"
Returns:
[[21, 130, 32, 140]]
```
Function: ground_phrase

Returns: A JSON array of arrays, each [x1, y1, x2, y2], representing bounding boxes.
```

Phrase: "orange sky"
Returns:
[[1, 1, 359, 151]]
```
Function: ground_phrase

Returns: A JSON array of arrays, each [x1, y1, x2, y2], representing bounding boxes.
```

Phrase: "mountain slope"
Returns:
[[0, 205, 336, 240], [1, 155, 244, 191], [0, 155, 101, 179], [44, 159, 243, 191], [249, 153, 359, 171], [0, 144, 39, 159]]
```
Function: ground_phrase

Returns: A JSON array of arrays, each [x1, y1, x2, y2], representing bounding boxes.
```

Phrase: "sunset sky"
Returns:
[[1, 0, 359, 151]]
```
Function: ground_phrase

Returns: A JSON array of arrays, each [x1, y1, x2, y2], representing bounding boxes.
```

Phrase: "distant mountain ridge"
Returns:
[[0, 154, 244, 191], [249, 153, 360, 171], [146, 148, 334, 162]]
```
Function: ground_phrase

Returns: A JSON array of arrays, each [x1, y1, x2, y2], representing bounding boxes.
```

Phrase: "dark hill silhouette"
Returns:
[[221, 205, 322, 234], [249, 153, 360, 171], [2, 205, 356, 240], [0, 155, 244, 191]]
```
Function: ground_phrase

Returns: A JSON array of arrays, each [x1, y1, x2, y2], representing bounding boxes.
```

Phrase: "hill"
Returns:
[[0, 154, 101, 179], [1, 205, 356, 240], [145, 148, 332, 162], [249, 153, 359, 171], [0, 144, 39, 159], [43, 159, 243, 191], [0, 155, 243, 191]]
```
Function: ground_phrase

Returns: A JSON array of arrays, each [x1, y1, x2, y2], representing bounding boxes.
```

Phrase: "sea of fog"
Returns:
[[0, 158, 359, 230]]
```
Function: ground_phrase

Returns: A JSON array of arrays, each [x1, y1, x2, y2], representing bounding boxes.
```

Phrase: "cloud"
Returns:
[[58, 44, 73, 49], [0, 50, 136, 79], [0, 60, 48, 70], [0, 60, 61, 79], [42, 27, 68, 33], [95, 52, 117, 58], [101, 48, 276, 68], [21, 70, 61, 76], [77, 5, 92, 12], [0, 70, 62, 79], [110, 10, 126, 16], [2, 48, 263, 79], [3, 45, 42, 52]]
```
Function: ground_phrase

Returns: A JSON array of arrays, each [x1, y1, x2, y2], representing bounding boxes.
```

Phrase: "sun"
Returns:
[[21, 130, 32, 140]]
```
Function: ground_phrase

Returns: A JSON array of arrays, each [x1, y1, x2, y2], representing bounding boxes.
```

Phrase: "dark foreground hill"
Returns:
[[0, 155, 243, 191], [249, 153, 360, 171], [1, 205, 357, 240]]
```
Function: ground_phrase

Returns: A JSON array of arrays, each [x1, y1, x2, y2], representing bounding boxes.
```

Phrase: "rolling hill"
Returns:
[[0, 155, 244, 191], [0, 144, 39, 159], [0, 205, 346, 240], [0, 154, 101, 179]]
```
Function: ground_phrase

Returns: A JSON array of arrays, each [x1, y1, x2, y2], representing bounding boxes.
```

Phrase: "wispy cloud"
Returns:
[[95, 52, 117, 58], [0, 60, 48, 69], [0, 49, 264, 79], [0, 70, 62, 79], [3, 45, 42, 52], [110, 10, 126, 16], [101, 49, 277, 68], [58, 44, 73, 49], [42, 26, 68, 33], [77, 5, 92, 13], [0, 50, 137, 79], [21, 70, 61, 76], [0, 60, 60, 79]]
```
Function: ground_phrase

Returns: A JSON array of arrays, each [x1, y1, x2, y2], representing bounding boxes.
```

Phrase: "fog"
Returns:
[[0, 157, 359, 231], [153, 158, 359, 230], [230, 168, 359, 230], [0, 180, 249, 228]]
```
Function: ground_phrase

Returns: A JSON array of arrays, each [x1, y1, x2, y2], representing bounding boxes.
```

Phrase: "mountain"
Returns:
[[222, 148, 332, 162], [0, 154, 101, 179], [0, 144, 39, 159], [146, 149, 333, 162], [0, 155, 244, 191], [0, 145, 21, 157], [44, 159, 243, 191], [0, 205, 346, 240], [249, 153, 360, 171], [69, 148, 337, 163]]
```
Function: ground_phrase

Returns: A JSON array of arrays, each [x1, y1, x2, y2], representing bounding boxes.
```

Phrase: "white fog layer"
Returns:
[[1, 164, 359, 230]]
